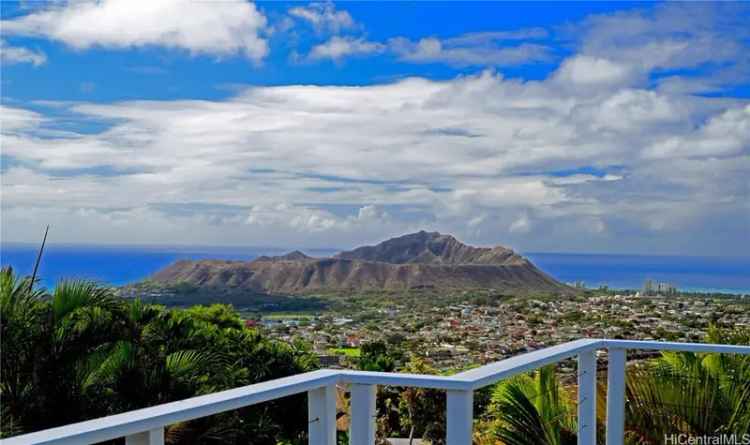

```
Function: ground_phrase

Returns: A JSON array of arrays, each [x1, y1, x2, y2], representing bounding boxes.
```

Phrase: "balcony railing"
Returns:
[[2, 339, 749, 445]]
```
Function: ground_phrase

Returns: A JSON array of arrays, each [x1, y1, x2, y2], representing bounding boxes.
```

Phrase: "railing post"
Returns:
[[577, 350, 597, 445], [605, 348, 626, 445], [446, 389, 473, 445], [125, 428, 164, 445], [349, 384, 376, 445], [309, 384, 337, 445]]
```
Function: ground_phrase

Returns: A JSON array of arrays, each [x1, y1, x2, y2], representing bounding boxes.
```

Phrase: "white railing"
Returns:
[[2, 339, 749, 445]]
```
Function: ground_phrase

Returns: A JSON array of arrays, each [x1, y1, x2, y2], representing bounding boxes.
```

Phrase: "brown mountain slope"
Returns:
[[335, 230, 521, 265], [150, 231, 572, 295]]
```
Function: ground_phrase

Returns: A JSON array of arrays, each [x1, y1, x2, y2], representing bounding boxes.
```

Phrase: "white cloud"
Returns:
[[0, 105, 44, 132], [244, 203, 397, 235], [577, 4, 747, 70], [445, 29, 549, 45], [570, 3, 750, 93], [308, 36, 384, 61], [0, 40, 47, 66], [388, 33, 553, 67], [247, 204, 338, 232], [553, 55, 638, 88], [3, 67, 749, 253], [643, 105, 750, 159], [289, 2, 355, 34], [2, 3, 749, 254], [509, 213, 531, 234], [295, 25, 553, 66], [1, 0, 269, 62]]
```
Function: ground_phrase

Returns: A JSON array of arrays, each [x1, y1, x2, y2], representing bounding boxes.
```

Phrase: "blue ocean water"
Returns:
[[1, 244, 748, 294], [525, 253, 750, 294], [0, 244, 337, 288]]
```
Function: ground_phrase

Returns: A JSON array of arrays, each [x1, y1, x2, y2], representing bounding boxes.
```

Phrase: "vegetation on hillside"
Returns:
[[488, 365, 577, 445], [2, 266, 748, 445], [479, 326, 750, 445], [0, 267, 317, 444], [623, 326, 750, 444]]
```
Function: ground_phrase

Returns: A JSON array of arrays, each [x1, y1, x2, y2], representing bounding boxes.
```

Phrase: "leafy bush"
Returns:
[[0, 267, 317, 444]]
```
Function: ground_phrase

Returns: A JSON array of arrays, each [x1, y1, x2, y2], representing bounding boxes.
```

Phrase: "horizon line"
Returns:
[[2, 240, 749, 260]]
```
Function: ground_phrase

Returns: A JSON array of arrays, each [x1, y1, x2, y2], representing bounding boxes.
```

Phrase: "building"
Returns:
[[643, 279, 677, 296]]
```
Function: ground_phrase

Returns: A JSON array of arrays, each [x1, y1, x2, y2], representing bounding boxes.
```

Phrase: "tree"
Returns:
[[0, 267, 47, 437], [481, 326, 750, 445], [398, 357, 446, 445], [0, 267, 317, 444], [624, 325, 750, 443], [488, 365, 577, 445], [359, 341, 399, 372]]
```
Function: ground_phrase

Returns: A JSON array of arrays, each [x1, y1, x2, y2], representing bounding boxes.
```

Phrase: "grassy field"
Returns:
[[328, 347, 361, 358]]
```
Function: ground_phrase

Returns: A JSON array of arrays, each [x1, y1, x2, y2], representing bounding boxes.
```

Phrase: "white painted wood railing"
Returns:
[[2, 339, 749, 445]]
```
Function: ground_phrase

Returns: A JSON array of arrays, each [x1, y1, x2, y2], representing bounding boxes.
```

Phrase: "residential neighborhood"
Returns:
[[259, 293, 750, 371]]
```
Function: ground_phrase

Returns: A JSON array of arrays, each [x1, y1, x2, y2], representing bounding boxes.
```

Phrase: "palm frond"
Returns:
[[52, 280, 120, 322]]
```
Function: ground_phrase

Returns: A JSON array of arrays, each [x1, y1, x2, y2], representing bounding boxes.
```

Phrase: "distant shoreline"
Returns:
[[2, 244, 749, 295], [3, 241, 749, 259]]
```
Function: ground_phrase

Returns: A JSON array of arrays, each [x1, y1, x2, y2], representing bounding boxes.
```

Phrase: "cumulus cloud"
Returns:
[[289, 2, 356, 34], [286, 7, 554, 68], [3, 66, 749, 253], [245, 203, 397, 235], [0, 0, 269, 62], [643, 105, 750, 160], [552, 56, 638, 88], [568, 2, 750, 93], [0, 40, 47, 66], [291, 2, 748, 83], [0, 105, 45, 132], [2, 3, 749, 254], [308, 36, 385, 61], [577, 3, 748, 70]]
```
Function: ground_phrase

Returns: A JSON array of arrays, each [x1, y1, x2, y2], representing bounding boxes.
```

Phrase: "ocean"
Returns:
[[525, 253, 750, 294], [1, 244, 748, 294], [0, 244, 337, 288]]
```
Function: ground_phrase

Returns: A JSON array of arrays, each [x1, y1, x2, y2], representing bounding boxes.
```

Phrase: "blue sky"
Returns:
[[2, 2, 643, 102], [1, 1, 749, 254]]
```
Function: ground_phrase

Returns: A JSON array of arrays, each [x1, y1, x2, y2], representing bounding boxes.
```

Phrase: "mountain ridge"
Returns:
[[150, 231, 572, 295], [335, 230, 524, 266]]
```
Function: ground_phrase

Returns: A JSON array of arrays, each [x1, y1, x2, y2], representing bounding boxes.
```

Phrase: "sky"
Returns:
[[1, 1, 749, 255]]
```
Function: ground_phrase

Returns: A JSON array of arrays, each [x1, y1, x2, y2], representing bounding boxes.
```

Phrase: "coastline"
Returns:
[[1, 243, 749, 295]]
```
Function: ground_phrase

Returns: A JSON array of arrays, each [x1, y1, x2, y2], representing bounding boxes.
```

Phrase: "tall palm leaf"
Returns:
[[51, 280, 121, 322], [490, 366, 577, 445], [0, 267, 48, 437], [624, 328, 750, 444]]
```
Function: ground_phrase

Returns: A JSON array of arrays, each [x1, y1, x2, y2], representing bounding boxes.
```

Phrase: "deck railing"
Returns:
[[2, 339, 749, 445]]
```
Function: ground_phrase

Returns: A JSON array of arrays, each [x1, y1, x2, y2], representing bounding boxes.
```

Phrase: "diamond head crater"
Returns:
[[134, 231, 572, 308]]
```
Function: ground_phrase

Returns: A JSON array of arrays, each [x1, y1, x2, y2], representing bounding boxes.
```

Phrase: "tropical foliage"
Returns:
[[3, 265, 748, 445], [0, 267, 317, 444], [624, 326, 750, 444], [488, 365, 577, 445], [397, 357, 447, 445], [483, 326, 750, 445]]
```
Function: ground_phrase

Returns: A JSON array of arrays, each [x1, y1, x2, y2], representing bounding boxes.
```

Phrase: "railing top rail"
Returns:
[[3, 338, 749, 445], [340, 370, 472, 390], [454, 338, 604, 389], [603, 339, 750, 355], [0, 369, 340, 445]]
